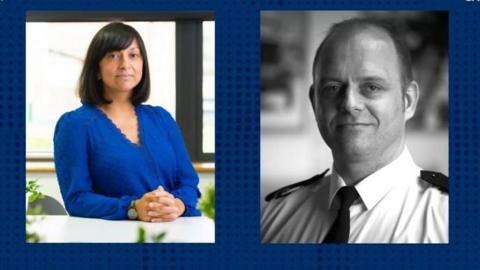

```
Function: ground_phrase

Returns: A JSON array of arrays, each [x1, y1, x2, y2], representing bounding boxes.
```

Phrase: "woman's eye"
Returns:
[[107, 53, 119, 59], [130, 53, 140, 58]]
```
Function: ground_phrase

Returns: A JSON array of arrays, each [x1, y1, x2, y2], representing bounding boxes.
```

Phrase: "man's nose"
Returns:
[[338, 85, 363, 113]]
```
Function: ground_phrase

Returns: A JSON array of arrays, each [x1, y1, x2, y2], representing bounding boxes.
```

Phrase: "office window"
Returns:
[[202, 21, 215, 154]]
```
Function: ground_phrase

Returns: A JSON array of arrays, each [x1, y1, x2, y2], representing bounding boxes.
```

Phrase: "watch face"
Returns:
[[128, 208, 138, 220]]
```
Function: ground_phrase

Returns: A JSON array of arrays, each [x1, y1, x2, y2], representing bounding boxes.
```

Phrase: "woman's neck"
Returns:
[[99, 99, 135, 117]]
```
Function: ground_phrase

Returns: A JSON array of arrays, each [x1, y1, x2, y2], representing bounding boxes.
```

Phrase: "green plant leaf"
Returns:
[[26, 180, 45, 204], [26, 216, 42, 243], [26, 179, 46, 243], [198, 182, 215, 220], [136, 226, 166, 243], [151, 231, 167, 243], [136, 226, 146, 243]]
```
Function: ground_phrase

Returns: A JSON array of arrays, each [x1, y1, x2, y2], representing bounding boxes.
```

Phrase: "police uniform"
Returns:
[[261, 148, 448, 243]]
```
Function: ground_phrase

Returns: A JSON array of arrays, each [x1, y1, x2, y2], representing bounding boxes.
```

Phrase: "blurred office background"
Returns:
[[26, 12, 215, 207], [261, 11, 448, 206]]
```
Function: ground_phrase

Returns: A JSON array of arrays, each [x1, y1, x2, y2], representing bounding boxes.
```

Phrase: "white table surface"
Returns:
[[27, 215, 215, 243]]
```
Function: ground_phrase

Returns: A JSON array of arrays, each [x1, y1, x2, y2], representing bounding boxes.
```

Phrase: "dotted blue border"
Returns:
[[1, 0, 478, 269]]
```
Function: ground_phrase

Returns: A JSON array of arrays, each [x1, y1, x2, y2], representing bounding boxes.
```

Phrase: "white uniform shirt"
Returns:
[[261, 148, 448, 243]]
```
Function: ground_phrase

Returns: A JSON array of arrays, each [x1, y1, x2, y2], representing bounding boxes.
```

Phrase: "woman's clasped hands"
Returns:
[[135, 186, 186, 222]]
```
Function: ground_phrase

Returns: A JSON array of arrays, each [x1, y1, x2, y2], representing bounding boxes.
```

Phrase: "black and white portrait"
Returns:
[[261, 11, 448, 243]]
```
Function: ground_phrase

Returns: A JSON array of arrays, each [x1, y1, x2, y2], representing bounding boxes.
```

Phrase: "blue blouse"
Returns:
[[53, 104, 201, 220]]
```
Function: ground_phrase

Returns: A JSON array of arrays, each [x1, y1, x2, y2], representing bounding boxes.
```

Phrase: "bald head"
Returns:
[[312, 18, 413, 91]]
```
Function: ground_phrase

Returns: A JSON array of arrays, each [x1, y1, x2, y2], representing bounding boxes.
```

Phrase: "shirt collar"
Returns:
[[328, 170, 347, 209], [328, 147, 420, 210]]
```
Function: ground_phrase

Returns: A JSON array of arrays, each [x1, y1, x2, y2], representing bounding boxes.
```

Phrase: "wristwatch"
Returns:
[[127, 200, 138, 220]]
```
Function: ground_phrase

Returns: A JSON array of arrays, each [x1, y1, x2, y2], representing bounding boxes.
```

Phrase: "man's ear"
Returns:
[[309, 85, 316, 113], [404, 80, 419, 121]]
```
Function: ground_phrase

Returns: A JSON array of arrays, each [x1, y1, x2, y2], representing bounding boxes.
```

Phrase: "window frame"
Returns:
[[26, 11, 215, 163]]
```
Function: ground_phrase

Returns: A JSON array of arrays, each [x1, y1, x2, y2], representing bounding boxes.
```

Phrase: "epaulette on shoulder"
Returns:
[[265, 169, 329, 202], [420, 170, 448, 193]]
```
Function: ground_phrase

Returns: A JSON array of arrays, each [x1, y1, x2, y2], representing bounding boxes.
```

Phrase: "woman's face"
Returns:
[[98, 38, 143, 96]]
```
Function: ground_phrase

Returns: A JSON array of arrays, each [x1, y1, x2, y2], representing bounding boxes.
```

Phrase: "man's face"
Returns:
[[311, 27, 411, 163]]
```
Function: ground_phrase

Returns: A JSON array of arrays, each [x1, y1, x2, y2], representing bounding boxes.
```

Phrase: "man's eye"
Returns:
[[363, 84, 382, 92], [322, 84, 342, 94]]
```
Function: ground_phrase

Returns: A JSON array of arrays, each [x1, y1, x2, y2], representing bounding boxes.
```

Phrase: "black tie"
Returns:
[[323, 186, 359, 243]]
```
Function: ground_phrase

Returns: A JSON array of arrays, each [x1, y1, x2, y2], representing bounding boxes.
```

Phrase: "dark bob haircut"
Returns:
[[78, 22, 150, 105], [312, 17, 413, 93]]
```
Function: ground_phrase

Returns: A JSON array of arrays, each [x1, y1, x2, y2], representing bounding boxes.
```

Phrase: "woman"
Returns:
[[54, 22, 201, 222]]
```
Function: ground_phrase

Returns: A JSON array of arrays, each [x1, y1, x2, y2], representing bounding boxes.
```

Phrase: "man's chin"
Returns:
[[332, 142, 373, 161]]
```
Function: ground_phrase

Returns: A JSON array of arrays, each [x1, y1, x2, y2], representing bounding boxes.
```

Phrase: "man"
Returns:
[[261, 18, 448, 243]]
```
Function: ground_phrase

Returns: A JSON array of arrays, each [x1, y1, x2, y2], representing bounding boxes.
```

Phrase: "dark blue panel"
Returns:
[[0, 0, 478, 269]]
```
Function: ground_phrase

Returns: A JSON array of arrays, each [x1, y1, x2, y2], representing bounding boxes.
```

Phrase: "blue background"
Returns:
[[0, 0, 478, 269]]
